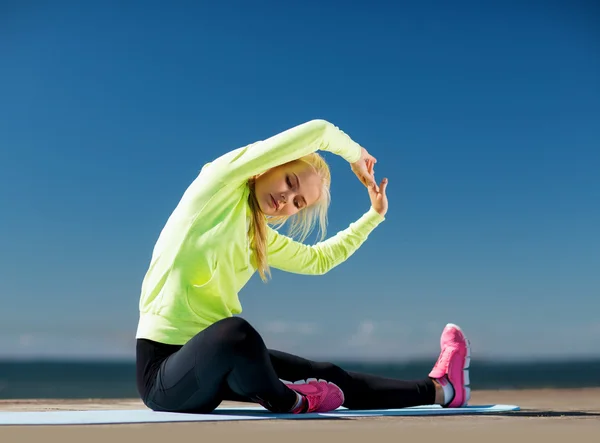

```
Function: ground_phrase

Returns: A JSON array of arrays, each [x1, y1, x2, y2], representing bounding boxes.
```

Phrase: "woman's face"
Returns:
[[253, 160, 322, 217]]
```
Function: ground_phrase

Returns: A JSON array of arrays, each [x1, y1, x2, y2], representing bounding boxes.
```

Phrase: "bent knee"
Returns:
[[211, 317, 262, 350], [217, 317, 257, 336]]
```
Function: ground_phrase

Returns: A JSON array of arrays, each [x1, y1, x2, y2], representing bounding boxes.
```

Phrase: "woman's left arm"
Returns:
[[266, 207, 385, 275]]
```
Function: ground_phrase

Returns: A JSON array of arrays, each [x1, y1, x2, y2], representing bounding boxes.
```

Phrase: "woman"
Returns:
[[135, 119, 470, 414]]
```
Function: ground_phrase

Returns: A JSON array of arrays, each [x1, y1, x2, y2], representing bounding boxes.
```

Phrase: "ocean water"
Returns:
[[0, 359, 599, 400]]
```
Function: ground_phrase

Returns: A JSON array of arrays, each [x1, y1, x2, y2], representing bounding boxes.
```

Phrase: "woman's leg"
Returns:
[[138, 318, 469, 413], [139, 316, 344, 414], [139, 317, 297, 413], [267, 349, 436, 409], [267, 323, 471, 410]]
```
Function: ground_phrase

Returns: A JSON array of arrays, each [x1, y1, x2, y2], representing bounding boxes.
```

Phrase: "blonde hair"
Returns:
[[248, 152, 331, 282]]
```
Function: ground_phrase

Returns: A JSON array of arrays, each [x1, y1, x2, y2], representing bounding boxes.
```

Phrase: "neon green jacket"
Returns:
[[136, 119, 385, 344]]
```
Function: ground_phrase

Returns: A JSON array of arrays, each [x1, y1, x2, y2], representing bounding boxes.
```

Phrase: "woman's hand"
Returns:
[[351, 147, 387, 215], [351, 147, 378, 191], [369, 176, 388, 216]]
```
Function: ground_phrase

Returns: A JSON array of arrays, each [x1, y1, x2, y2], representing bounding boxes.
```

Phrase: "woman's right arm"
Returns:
[[203, 119, 366, 184]]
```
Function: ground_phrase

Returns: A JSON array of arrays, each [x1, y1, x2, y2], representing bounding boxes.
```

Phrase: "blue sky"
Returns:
[[1, 1, 598, 361]]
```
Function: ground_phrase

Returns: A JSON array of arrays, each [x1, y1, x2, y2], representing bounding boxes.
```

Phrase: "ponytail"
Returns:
[[247, 178, 271, 282]]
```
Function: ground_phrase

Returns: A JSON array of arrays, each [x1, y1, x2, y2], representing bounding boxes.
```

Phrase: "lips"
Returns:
[[270, 194, 278, 210]]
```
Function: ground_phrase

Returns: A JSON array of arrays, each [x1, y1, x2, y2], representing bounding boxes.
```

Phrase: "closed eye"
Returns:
[[286, 174, 302, 208], [293, 173, 306, 208]]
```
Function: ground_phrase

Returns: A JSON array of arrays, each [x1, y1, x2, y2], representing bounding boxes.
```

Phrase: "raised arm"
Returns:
[[204, 119, 365, 185]]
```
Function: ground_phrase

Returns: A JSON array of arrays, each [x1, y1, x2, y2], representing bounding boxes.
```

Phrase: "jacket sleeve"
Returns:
[[203, 119, 363, 184], [266, 207, 385, 275]]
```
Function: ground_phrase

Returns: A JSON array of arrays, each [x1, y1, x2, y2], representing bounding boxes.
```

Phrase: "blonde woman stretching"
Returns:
[[135, 119, 471, 414]]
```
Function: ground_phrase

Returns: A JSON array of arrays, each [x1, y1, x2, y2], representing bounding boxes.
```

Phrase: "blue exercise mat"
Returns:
[[0, 404, 520, 425]]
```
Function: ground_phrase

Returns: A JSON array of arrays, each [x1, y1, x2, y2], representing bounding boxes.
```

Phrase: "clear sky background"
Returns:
[[1, 1, 598, 362]]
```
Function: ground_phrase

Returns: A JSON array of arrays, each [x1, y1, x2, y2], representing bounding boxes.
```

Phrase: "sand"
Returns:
[[1, 388, 599, 442]]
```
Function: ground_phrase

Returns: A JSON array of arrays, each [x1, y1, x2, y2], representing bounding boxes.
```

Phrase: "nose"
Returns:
[[279, 190, 293, 206]]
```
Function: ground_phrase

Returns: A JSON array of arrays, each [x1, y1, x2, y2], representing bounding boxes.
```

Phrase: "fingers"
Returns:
[[368, 160, 375, 176], [361, 164, 378, 191], [361, 146, 377, 164], [368, 177, 387, 199], [379, 177, 388, 194], [353, 156, 380, 192], [369, 176, 379, 192], [366, 150, 377, 164], [366, 164, 379, 191]]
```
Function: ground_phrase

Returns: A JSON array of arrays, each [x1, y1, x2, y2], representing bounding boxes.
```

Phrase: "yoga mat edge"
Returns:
[[0, 404, 520, 425]]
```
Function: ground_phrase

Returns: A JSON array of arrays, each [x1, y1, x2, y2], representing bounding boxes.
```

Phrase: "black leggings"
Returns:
[[136, 317, 436, 413]]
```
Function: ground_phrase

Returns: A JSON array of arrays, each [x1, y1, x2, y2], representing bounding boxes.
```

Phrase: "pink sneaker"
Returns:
[[284, 378, 345, 413], [429, 323, 471, 408]]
